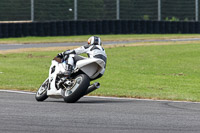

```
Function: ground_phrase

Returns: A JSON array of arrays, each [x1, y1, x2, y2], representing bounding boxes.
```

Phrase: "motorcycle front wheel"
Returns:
[[35, 78, 49, 101], [63, 74, 90, 103]]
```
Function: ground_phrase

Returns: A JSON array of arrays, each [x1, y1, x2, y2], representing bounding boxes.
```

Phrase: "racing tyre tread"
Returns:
[[63, 74, 90, 103], [35, 78, 49, 102]]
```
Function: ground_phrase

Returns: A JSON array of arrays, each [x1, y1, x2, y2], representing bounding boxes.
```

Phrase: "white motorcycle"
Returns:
[[35, 56, 105, 103]]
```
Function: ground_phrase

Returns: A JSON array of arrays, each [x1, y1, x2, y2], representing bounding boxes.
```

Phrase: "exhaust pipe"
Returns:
[[85, 82, 100, 95]]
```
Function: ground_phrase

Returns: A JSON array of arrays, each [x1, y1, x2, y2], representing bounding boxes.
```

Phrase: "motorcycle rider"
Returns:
[[55, 36, 107, 80]]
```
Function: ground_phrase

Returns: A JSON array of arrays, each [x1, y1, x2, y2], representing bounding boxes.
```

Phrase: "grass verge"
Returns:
[[1, 42, 200, 101], [1, 34, 200, 44]]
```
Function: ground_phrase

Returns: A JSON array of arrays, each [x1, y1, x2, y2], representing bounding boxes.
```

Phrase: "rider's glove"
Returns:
[[57, 52, 64, 59], [63, 54, 69, 61], [63, 50, 75, 55], [63, 50, 75, 61], [57, 50, 75, 59]]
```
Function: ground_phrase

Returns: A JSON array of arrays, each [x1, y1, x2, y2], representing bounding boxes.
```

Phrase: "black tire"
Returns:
[[35, 78, 49, 102], [63, 74, 90, 103]]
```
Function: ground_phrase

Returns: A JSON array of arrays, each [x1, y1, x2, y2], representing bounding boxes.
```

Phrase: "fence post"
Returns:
[[116, 0, 120, 20], [158, 0, 161, 21], [196, 0, 199, 21], [74, 0, 78, 20], [31, 0, 34, 21]]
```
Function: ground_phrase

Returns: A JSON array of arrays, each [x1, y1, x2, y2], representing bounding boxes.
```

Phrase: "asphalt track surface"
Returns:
[[1, 38, 200, 50], [1, 91, 200, 133]]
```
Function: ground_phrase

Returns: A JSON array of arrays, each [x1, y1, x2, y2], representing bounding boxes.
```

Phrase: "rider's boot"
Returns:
[[65, 64, 73, 77]]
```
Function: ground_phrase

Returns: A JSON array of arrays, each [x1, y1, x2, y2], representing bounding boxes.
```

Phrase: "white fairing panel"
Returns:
[[47, 60, 65, 96], [76, 58, 105, 79]]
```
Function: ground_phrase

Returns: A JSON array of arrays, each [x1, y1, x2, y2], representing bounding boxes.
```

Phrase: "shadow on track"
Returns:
[[77, 99, 133, 104], [44, 99, 133, 104]]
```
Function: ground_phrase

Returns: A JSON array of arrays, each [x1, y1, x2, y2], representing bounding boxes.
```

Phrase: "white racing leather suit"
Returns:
[[62, 44, 107, 78]]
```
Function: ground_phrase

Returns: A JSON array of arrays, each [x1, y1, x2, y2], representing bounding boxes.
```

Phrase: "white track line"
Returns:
[[0, 89, 200, 104], [84, 96, 200, 104], [0, 90, 35, 95]]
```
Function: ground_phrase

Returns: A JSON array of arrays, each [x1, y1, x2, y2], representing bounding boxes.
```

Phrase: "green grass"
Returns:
[[1, 34, 200, 44], [100, 44, 200, 101], [1, 43, 200, 101]]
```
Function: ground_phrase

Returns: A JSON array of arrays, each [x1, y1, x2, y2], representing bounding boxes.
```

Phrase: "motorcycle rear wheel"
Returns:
[[35, 78, 49, 101], [63, 74, 90, 103]]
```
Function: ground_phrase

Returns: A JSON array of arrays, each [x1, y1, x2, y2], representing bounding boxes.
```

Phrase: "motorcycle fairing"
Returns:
[[47, 60, 64, 97], [47, 58, 105, 97], [75, 58, 105, 79]]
